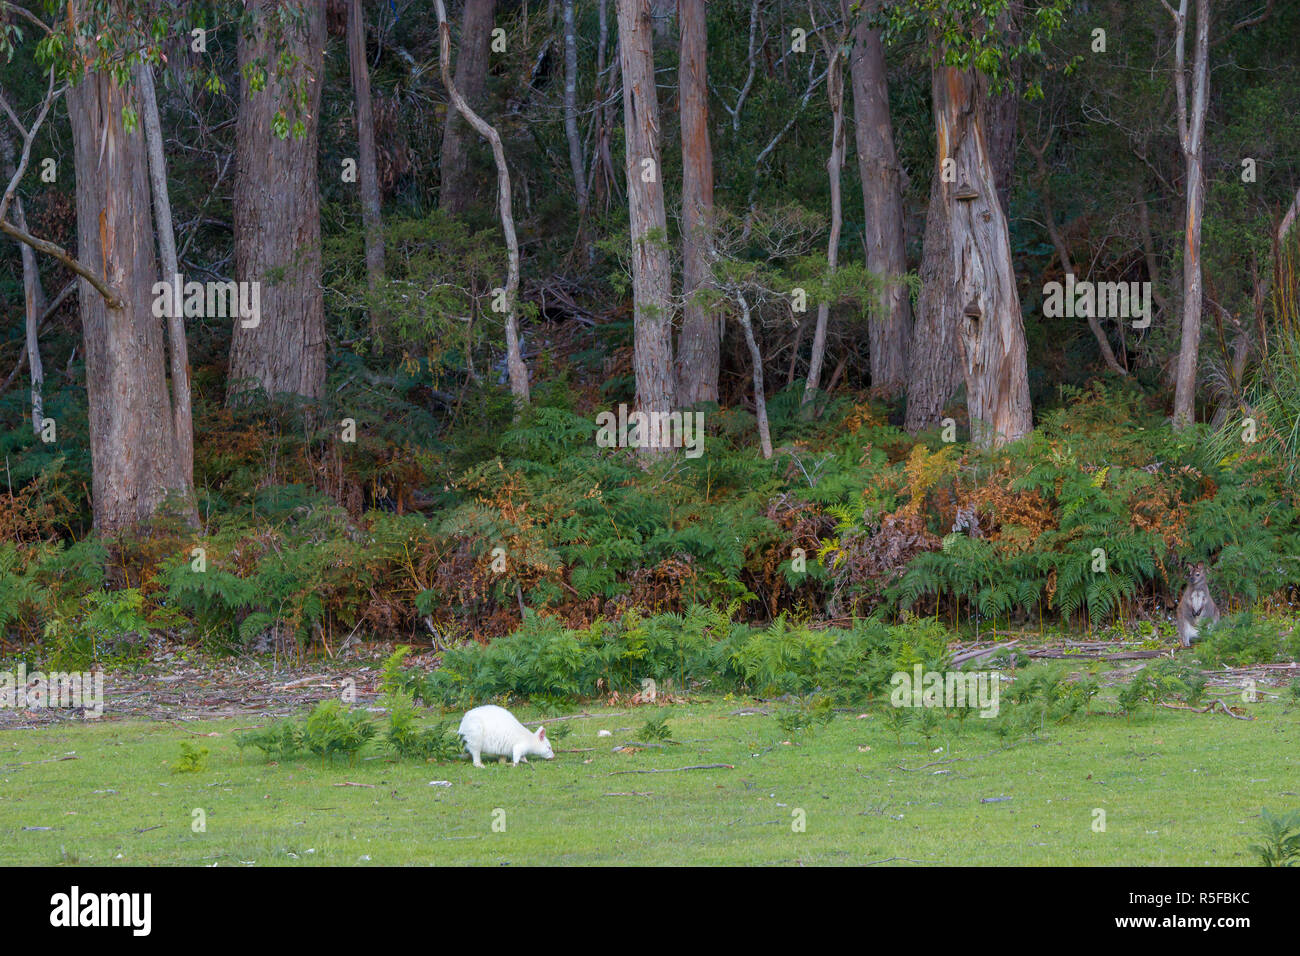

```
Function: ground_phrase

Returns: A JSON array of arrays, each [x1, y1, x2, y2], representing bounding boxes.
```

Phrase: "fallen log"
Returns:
[[608, 764, 734, 775]]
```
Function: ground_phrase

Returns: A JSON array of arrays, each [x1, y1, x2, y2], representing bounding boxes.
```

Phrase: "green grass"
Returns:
[[1, 696, 1296, 865]]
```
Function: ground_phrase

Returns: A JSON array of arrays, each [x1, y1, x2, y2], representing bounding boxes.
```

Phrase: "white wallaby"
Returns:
[[457, 705, 555, 768]]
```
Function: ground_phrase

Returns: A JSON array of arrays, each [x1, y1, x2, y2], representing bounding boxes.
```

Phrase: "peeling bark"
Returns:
[[68, 67, 193, 532], [935, 62, 1032, 447]]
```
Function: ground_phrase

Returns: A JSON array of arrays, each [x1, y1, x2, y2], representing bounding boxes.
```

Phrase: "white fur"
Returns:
[[457, 705, 555, 768]]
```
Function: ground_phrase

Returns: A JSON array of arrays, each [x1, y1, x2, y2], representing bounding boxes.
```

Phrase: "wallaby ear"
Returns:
[[536, 726, 546, 739]]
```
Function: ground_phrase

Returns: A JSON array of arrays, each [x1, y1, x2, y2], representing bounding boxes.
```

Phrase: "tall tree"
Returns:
[[903, 2, 1055, 442], [347, 0, 386, 331], [617, 0, 675, 437], [933, 58, 1032, 446], [0, 8, 197, 533], [905, 151, 962, 433], [1166, 0, 1210, 429], [562, 0, 589, 218], [984, 0, 1024, 215], [68, 68, 193, 531], [440, 0, 498, 215], [435, 0, 530, 404], [229, 0, 327, 402], [136, 61, 193, 487], [802, 14, 849, 413], [0, 119, 46, 436], [674, 0, 718, 407], [847, 0, 911, 397]]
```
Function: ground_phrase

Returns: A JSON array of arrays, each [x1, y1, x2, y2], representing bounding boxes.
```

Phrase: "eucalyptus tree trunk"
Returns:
[[348, 0, 386, 330], [136, 61, 193, 486], [848, 0, 911, 397], [933, 61, 1032, 447], [802, 34, 846, 415], [68, 69, 193, 532], [905, 159, 962, 433], [985, 0, 1023, 215], [19, 194, 43, 437], [440, 0, 498, 215], [737, 293, 772, 459], [229, 0, 327, 402], [1169, 0, 1210, 429], [674, 0, 719, 407], [617, 0, 675, 437], [0, 122, 46, 436], [562, 0, 588, 218], [436, 0, 530, 405]]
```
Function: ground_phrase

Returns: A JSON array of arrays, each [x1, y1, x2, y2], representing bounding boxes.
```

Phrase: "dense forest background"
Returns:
[[1, 0, 1299, 664]]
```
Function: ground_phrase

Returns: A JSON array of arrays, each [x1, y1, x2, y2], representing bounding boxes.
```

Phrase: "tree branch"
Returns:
[[0, 71, 125, 308], [0, 219, 124, 309]]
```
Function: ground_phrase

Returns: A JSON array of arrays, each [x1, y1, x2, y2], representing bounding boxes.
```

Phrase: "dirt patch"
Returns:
[[0, 644, 447, 729]]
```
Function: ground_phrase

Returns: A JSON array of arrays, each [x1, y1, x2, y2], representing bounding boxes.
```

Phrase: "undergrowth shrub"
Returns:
[[380, 647, 462, 761], [1191, 612, 1290, 666], [2, 381, 1298, 656], [410, 606, 952, 707]]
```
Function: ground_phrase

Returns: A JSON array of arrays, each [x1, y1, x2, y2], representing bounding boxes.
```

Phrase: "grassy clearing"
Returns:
[[1, 694, 1296, 866]]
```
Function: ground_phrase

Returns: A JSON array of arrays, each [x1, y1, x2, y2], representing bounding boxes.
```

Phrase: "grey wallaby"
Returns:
[[1176, 561, 1220, 647]]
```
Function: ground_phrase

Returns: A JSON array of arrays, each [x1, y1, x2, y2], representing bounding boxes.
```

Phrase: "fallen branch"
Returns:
[[863, 856, 937, 865], [608, 763, 734, 775], [896, 757, 959, 772], [1024, 648, 1163, 661], [1212, 699, 1254, 721], [949, 640, 1019, 666], [0, 754, 79, 769]]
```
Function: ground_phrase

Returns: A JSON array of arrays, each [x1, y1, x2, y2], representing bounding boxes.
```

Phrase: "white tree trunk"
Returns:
[[136, 61, 193, 487], [436, 0, 530, 406], [738, 293, 772, 459], [803, 33, 846, 414]]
